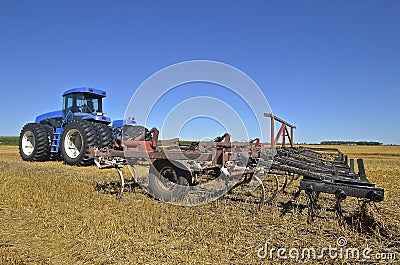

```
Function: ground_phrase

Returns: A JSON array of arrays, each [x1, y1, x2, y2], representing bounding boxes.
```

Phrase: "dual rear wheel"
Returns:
[[19, 123, 51, 161]]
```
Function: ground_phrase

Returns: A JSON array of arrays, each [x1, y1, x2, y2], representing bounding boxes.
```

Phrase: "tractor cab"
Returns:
[[62, 87, 111, 124]]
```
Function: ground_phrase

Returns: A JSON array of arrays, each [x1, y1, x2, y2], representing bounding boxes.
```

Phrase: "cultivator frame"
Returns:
[[91, 113, 384, 221]]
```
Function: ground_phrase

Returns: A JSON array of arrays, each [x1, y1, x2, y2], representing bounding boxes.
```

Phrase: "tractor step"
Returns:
[[50, 128, 62, 153]]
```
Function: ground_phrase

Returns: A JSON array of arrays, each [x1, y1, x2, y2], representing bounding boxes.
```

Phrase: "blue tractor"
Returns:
[[19, 87, 134, 166]]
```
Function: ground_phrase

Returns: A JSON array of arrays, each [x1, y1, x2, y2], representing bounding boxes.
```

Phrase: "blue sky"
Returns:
[[0, 1, 399, 144]]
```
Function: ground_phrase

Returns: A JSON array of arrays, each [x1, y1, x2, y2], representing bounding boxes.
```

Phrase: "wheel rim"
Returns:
[[64, 129, 83, 159], [157, 167, 178, 191], [22, 130, 35, 155]]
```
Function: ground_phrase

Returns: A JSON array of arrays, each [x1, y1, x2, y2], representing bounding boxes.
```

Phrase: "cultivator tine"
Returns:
[[305, 186, 315, 223], [281, 172, 290, 193], [293, 188, 302, 199], [359, 199, 369, 215], [335, 190, 346, 224], [252, 175, 266, 210], [93, 152, 130, 199], [314, 191, 320, 208], [116, 167, 125, 199]]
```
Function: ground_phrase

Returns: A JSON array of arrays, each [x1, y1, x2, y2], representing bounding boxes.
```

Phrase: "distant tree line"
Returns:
[[320, 141, 382, 146], [0, 136, 19, 146]]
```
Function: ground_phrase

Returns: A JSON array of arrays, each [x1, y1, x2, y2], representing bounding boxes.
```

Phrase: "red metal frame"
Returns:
[[264, 113, 296, 151]]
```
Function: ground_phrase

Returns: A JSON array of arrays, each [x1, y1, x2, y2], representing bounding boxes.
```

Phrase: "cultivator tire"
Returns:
[[60, 120, 98, 166], [19, 123, 51, 161], [149, 159, 193, 202], [93, 123, 113, 148]]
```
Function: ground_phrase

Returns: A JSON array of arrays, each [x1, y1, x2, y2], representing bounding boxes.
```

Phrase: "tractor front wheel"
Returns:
[[60, 120, 98, 166]]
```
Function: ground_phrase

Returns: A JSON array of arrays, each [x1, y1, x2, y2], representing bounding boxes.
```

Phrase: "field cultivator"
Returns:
[[91, 113, 384, 222]]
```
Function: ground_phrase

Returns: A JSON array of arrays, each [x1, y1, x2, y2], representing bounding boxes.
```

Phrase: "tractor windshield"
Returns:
[[63, 93, 103, 117]]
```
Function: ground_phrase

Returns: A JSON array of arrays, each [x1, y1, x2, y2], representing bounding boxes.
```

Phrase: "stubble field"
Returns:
[[0, 145, 399, 264]]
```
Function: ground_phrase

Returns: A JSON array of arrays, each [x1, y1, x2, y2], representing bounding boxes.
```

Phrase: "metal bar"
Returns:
[[350, 159, 355, 174], [274, 124, 286, 145], [282, 124, 286, 146], [299, 179, 384, 202], [284, 126, 294, 147], [157, 138, 180, 146], [264, 113, 296, 128], [302, 147, 340, 153], [357, 158, 367, 181], [270, 114, 275, 151], [270, 163, 323, 181], [124, 150, 213, 161], [290, 127, 294, 146]]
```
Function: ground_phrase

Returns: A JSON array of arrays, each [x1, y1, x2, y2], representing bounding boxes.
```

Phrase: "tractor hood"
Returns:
[[35, 110, 63, 123]]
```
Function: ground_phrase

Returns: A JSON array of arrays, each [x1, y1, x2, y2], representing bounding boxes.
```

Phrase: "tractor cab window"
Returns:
[[63, 93, 103, 117], [76, 94, 101, 114]]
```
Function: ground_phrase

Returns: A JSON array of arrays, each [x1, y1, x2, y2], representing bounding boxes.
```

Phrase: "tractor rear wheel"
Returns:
[[93, 123, 113, 148], [19, 123, 51, 161], [60, 120, 98, 166], [148, 159, 193, 202]]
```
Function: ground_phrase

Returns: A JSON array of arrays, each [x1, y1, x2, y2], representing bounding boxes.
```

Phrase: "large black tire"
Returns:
[[60, 120, 98, 166], [93, 123, 113, 148], [148, 159, 193, 201], [19, 123, 51, 161]]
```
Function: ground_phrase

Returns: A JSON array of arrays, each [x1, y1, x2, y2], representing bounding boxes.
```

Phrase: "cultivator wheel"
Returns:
[[148, 159, 193, 202]]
